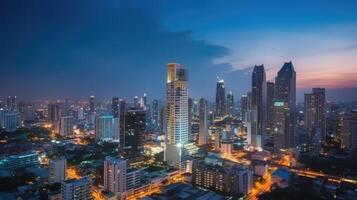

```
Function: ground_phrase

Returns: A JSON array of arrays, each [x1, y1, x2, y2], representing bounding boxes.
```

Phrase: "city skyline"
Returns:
[[1, 0, 357, 101]]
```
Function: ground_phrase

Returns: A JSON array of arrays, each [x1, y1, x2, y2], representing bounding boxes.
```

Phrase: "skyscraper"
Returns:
[[266, 81, 275, 134], [165, 63, 189, 167], [342, 110, 357, 152], [95, 115, 119, 142], [123, 109, 146, 156], [215, 78, 226, 118], [304, 88, 326, 147], [3, 111, 20, 132], [48, 102, 61, 122], [140, 93, 147, 110], [6, 96, 17, 111], [103, 157, 127, 198], [60, 116, 74, 136], [274, 62, 296, 148], [198, 98, 208, 146], [188, 97, 194, 142], [134, 96, 140, 109], [227, 91, 234, 116], [112, 97, 120, 118], [49, 156, 67, 184], [89, 95, 95, 113], [151, 99, 160, 129], [241, 95, 248, 122], [251, 65, 267, 148]]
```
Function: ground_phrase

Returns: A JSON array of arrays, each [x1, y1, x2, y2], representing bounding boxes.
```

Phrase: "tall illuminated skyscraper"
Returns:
[[304, 88, 326, 147], [89, 95, 95, 113], [227, 91, 234, 116], [266, 81, 275, 134], [165, 63, 189, 167], [251, 65, 267, 148], [112, 97, 120, 118], [95, 115, 119, 142], [215, 78, 226, 118], [274, 62, 296, 148], [198, 98, 208, 146]]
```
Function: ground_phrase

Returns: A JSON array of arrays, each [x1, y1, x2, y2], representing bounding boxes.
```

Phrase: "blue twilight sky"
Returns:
[[1, 0, 357, 102]]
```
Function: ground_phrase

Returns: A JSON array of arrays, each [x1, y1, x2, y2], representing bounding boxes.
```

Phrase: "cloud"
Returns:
[[0, 0, 233, 100]]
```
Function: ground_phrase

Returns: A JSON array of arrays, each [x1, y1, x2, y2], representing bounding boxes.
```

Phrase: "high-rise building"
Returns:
[[6, 96, 17, 111], [342, 110, 357, 152], [151, 99, 160, 128], [241, 95, 248, 122], [140, 93, 147, 110], [61, 176, 92, 200], [227, 91, 234, 116], [60, 116, 74, 136], [266, 81, 275, 134], [95, 115, 119, 142], [198, 98, 208, 146], [304, 88, 326, 146], [215, 78, 226, 118], [3, 111, 20, 132], [123, 109, 146, 156], [274, 62, 296, 148], [134, 96, 140, 109], [251, 65, 267, 148], [188, 97, 194, 142], [49, 156, 67, 184], [273, 99, 288, 149], [89, 95, 95, 114], [165, 63, 189, 167], [103, 157, 127, 197], [48, 102, 61, 122], [112, 97, 120, 118]]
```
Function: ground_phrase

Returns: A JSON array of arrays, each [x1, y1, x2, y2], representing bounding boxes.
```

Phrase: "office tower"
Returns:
[[251, 65, 267, 148], [188, 97, 194, 142], [241, 95, 248, 122], [89, 95, 95, 114], [48, 102, 61, 122], [198, 98, 208, 146], [95, 115, 119, 142], [227, 91, 234, 116], [274, 62, 296, 148], [0, 108, 4, 128], [140, 93, 147, 110], [112, 97, 120, 118], [273, 99, 287, 149], [24, 104, 35, 122], [6, 96, 17, 111], [342, 110, 357, 151], [304, 88, 326, 146], [165, 63, 189, 167], [215, 78, 226, 118], [61, 176, 92, 200], [151, 99, 160, 128], [3, 111, 20, 132], [60, 116, 74, 136], [77, 107, 85, 120], [123, 109, 146, 156], [119, 99, 126, 115], [134, 96, 140, 109], [266, 81, 275, 134], [103, 157, 127, 197], [192, 160, 253, 195], [49, 156, 67, 184]]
